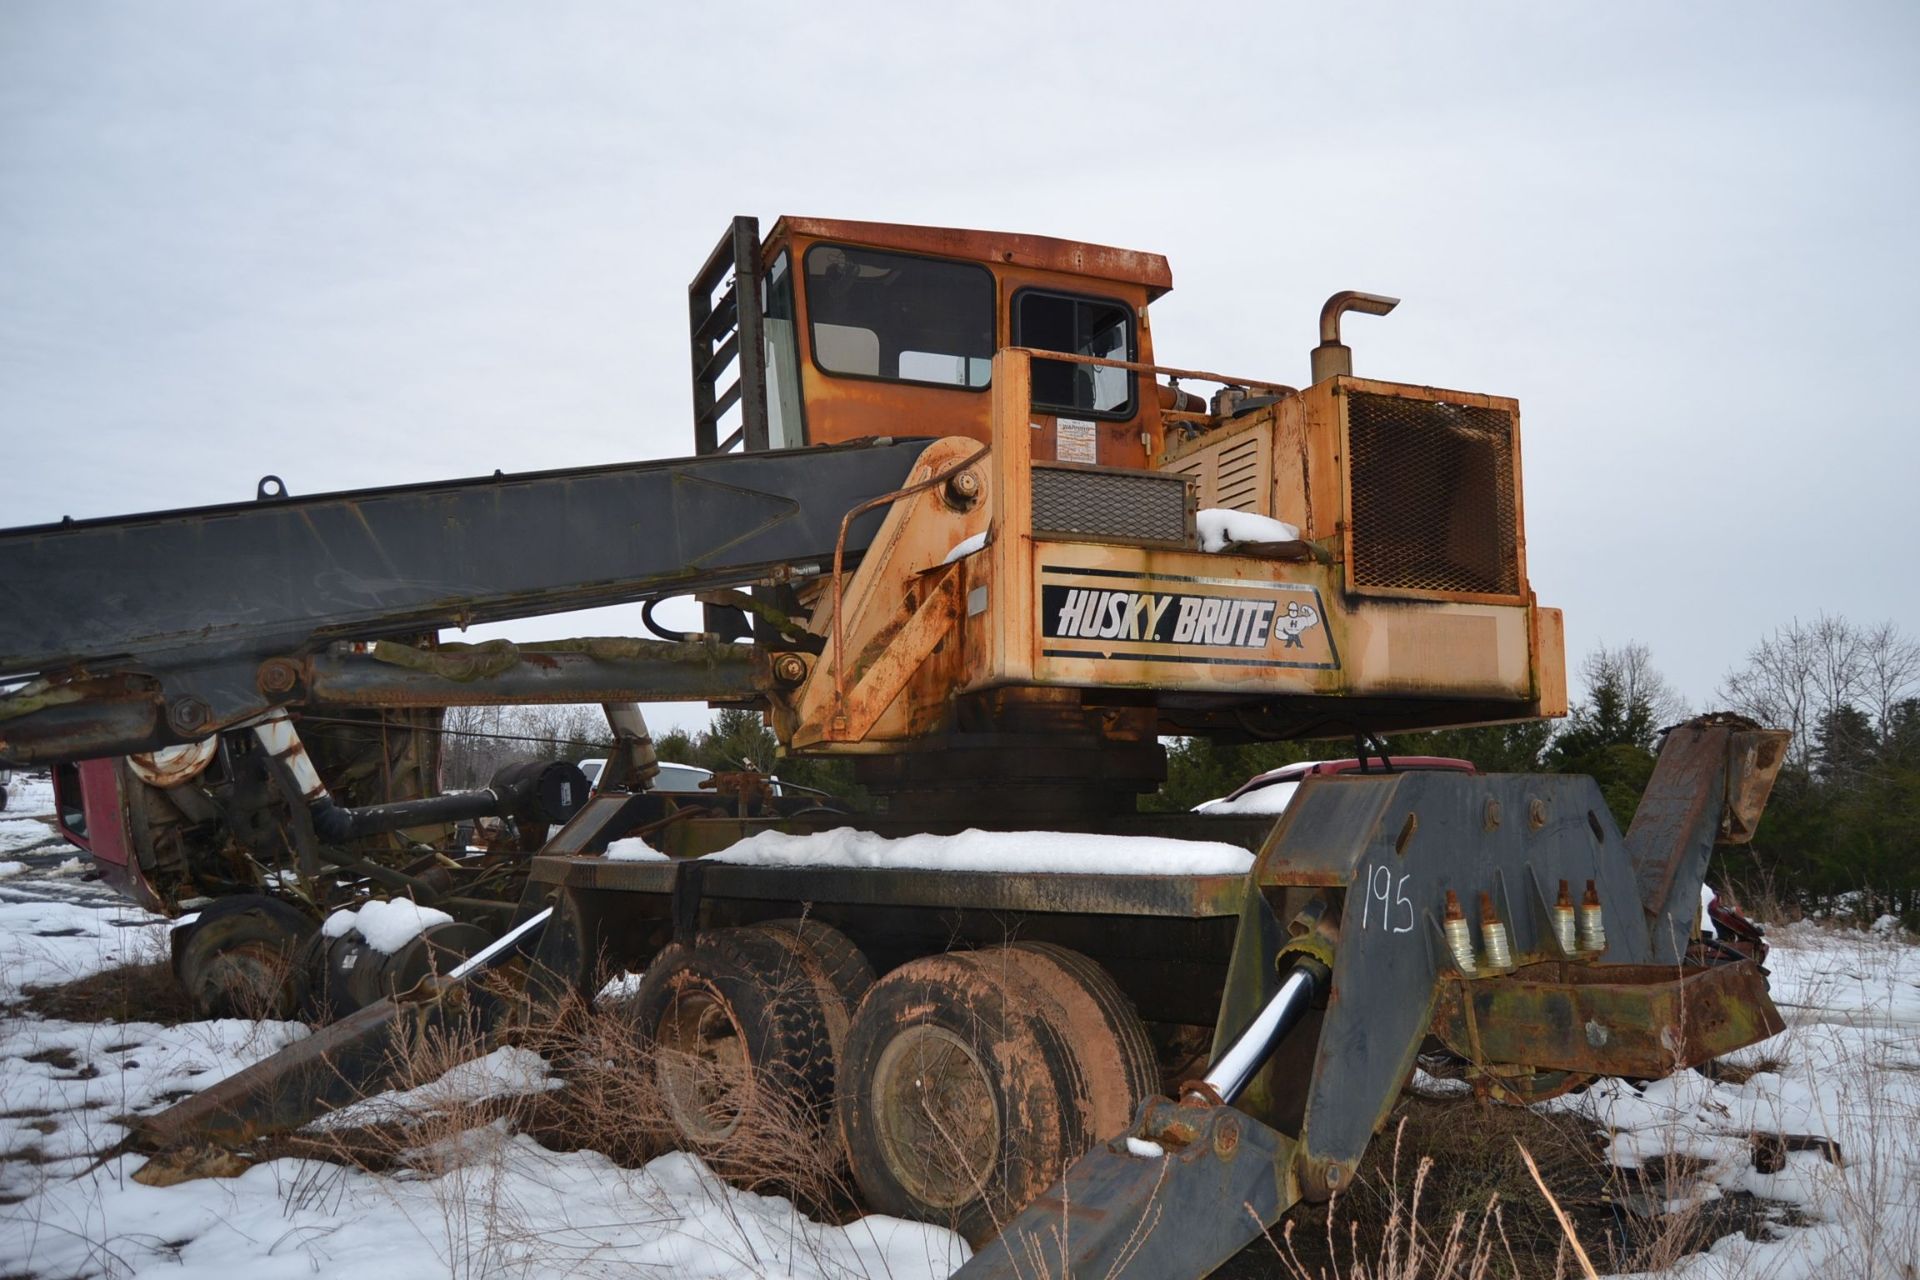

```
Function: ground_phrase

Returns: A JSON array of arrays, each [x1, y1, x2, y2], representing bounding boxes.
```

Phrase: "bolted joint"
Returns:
[[942, 468, 982, 511], [166, 696, 212, 735], [257, 658, 301, 696], [771, 652, 810, 687]]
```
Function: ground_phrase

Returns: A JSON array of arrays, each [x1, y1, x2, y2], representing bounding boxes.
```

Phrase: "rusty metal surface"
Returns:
[[1722, 725, 1790, 843], [302, 637, 758, 708], [0, 438, 929, 760], [531, 854, 1248, 919], [1628, 716, 1788, 961], [773, 216, 1173, 297], [126, 737, 217, 787], [1431, 959, 1786, 1077], [954, 1097, 1295, 1280], [134, 990, 457, 1148]]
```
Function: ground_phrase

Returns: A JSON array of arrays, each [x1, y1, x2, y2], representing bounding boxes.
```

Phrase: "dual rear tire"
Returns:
[[628, 927, 1155, 1244], [627, 919, 874, 1153]]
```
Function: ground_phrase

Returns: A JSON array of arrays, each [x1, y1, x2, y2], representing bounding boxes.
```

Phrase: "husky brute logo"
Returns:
[[1042, 586, 1321, 650], [1044, 591, 1313, 652], [1037, 568, 1338, 671]]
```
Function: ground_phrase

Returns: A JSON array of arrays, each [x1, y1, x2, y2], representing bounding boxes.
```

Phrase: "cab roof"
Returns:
[[770, 216, 1173, 300]]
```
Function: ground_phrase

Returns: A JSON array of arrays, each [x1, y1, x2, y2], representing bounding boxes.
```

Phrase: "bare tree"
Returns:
[[436, 703, 614, 788], [1589, 640, 1688, 727], [1717, 616, 1920, 771]]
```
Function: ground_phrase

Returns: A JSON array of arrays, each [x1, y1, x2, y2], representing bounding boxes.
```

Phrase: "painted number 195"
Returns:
[[1361, 864, 1414, 934]]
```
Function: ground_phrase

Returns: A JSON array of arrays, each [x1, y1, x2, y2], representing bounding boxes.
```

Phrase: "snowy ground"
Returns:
[[2, 772, 1915, 1278], [1563, 918, 1920, 1278], [0, 777, 969, 1279]]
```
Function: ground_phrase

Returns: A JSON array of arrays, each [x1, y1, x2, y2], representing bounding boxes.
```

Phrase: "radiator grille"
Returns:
[[1160, 425, 1267, 512], [1210, 433, 1263, 511], [1346, 392, 1520, 597], [1032, 466, 1192, 545]]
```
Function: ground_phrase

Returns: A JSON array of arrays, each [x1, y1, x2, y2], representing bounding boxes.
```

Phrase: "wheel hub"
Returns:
[[654, 984, 751, 1144], [871, 1023, 1000, 1209]]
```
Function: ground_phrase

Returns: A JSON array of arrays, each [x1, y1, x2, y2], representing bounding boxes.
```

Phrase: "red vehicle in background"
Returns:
[[52, 759, 154, 905], [1194, 755, 1479, 815]]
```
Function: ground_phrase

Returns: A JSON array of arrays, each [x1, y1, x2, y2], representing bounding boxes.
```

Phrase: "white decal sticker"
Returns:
[[1056, 419, 1098, 464]]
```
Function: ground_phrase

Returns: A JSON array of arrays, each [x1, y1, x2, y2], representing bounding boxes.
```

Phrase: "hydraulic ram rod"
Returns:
[[1198, 958, 1326, 1104]]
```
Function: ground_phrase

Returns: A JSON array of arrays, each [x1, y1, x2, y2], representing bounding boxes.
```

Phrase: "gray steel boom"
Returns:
[[0, 438, 928, 764]]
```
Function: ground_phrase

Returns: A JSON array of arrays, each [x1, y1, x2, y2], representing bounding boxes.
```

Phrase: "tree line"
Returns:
[[1152, 616, 1920, 927], [437, 704, 854, 799]]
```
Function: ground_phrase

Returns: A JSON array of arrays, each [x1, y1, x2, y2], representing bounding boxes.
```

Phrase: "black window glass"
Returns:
[[1014, 291, 1135, 417], [55, 762, 86, 837], [805, 245, 993, 388]]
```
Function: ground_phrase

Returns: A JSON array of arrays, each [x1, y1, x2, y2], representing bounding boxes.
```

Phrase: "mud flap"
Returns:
[[953, 1098, 1296, 1280]]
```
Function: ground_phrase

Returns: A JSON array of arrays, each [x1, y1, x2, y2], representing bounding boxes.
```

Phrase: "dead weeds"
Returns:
[[12, 960, 197, 1026]]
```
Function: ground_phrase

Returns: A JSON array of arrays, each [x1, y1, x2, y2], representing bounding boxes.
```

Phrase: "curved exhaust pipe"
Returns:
[[1311, 290, 1400, 384]]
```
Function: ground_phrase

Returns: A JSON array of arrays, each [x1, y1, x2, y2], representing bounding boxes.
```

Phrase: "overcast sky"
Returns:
[[3, 1, 1916, 736]]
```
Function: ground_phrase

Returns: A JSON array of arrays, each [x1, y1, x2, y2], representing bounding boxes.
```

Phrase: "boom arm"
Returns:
[[0, 439, 928, 764]]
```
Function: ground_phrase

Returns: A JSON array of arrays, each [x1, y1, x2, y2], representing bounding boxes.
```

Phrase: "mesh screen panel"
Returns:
[[1346, 392, 1520, 596], [1032, 466, 1191, 545]]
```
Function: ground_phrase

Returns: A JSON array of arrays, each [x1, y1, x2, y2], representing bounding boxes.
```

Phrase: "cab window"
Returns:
[[1013, 289, 1135, 418], [761, 251, 807, 448], [804, 245, 993, 389]]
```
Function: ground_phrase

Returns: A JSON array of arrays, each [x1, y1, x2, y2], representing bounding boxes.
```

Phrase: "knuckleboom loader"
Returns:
[[0, 216, 1788, 1277]]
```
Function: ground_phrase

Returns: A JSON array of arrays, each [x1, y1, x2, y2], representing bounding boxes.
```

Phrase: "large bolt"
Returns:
[[943, 469, 982, 510], [258, 659, 300, 695], [167, 697, 212, 735], [771, 653, 809, 687]]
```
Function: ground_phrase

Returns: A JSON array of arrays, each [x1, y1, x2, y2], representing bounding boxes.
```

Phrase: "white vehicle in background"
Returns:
[[575, 758, 782, 796]]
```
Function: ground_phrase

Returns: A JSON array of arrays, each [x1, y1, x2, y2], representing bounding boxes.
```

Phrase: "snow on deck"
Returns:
[[703, 827, 1255, 876]]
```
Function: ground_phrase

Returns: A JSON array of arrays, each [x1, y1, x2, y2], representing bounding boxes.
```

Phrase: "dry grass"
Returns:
[[11, 960, 197, 1026], [1231, 1096, 1608, 1280]]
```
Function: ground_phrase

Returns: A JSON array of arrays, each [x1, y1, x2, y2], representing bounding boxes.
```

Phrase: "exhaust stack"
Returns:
[[1311, 290, 1400, 383]]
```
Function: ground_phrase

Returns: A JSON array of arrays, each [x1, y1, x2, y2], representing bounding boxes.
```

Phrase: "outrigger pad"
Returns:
[[954, 1098, 1294, 1280]]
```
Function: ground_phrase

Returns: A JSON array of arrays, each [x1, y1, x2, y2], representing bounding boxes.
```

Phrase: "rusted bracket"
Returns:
[[955, 1096, 1295, 1280], [824, 565, 964, 743]]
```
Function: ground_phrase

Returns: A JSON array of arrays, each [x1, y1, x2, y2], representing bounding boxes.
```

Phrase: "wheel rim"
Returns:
[[195, 941, 291, 1018], [654, 984, 752, 1144], [871, 1023, 1000, 1210]]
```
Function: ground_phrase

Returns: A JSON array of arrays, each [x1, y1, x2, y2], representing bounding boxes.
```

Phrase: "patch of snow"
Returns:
[[54, 856, 85, 874], [1554, 922, 1920, 1278], [1407, 1068, 1472, 1099], [703, 828, 1254, 877], [5, 1134, 968, 1280], [321, 899, 455, 953], [597, 970, 646, 1003], [312, 1045, 560, 1130], [1194, 779, 1301, 816], [604, 838, 670, 862], [0, 820, 52, 857], [0, 861, 25, 879], [941, 530, 988, 564], [1197, 508, 1299, 553], [0, 1013, 308, 1200], [1124, 1136, 1165, 1158], [0, 897, 171, 1001]]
